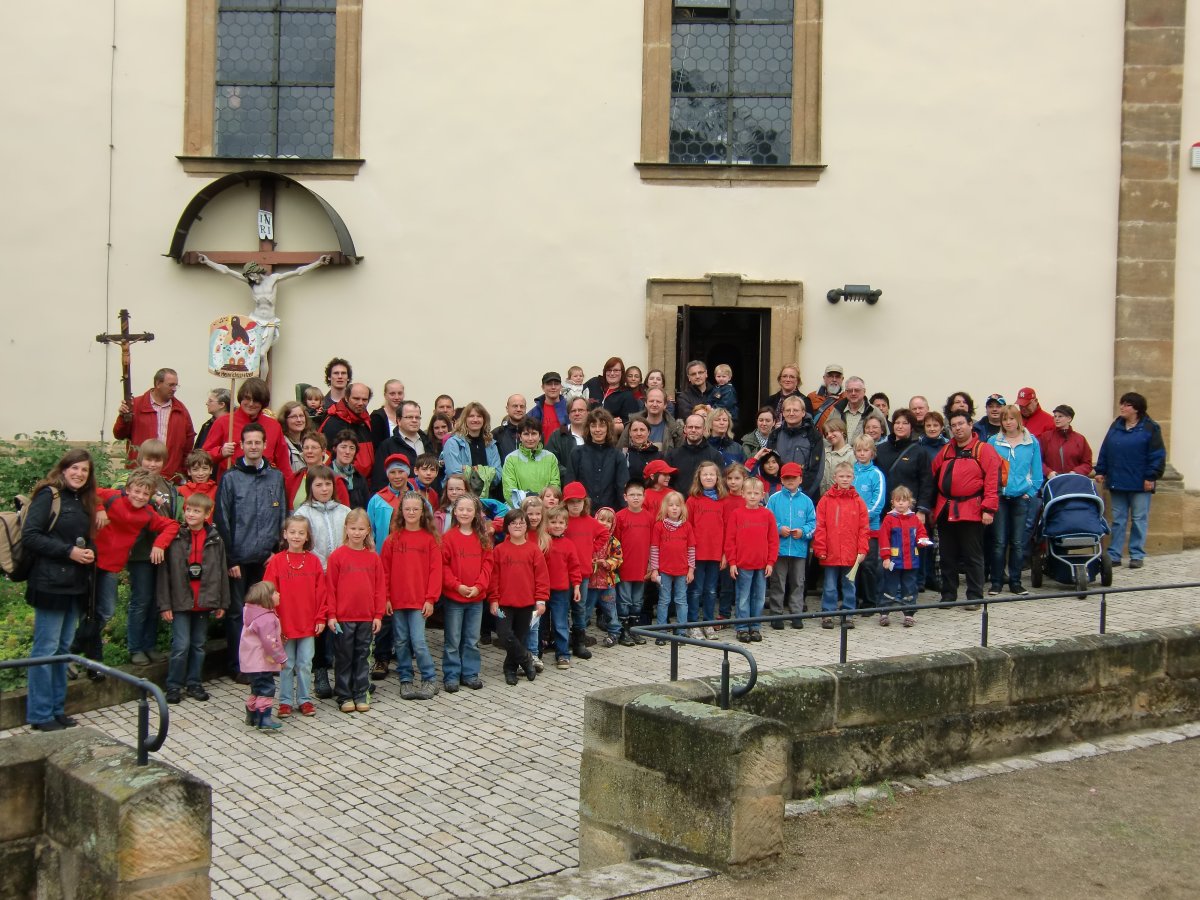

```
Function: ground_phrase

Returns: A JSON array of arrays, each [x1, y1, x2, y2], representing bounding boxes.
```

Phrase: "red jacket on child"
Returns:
[[723, 505, 780, 571], [325, 545, 386, 621], [812, 485, 870, 567], [381, 528, 442, 610], [545, 535, 583, 591], [685, 495, 726, 562], [650, 519, 695, 577], [264, 550, 329, 640], [178, 480, 218, 521], [878, 510, 930, 570], [95, 487, 180, 572], [614, 506, 654, 582], [441, 528, 492, 601], [489, 539, 550, 608]]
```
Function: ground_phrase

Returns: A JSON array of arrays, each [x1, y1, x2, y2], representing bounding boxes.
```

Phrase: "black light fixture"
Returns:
[[827, 284, 882, 305]]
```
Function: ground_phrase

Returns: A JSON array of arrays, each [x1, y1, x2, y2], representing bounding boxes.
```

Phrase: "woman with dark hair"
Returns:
[[623, 417, 663, 484], [943, 391, 976, 422], [874, 409, 933, 515], [625, 366, 646, 405], [194, 388, 231, 452], [571, 408, 630, 510], [201, 377, 291, 476], [440, 401, 503, 498], [24, 449, 98, 731], [583, 357, 641, 428], [427, 412, 455, 448], [1095, 391, 1166, 569]]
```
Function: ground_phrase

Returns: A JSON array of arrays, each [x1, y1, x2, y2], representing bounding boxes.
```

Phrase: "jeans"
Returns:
[[571, 583, 593, 632], [27, 605, 78, 725], [279, 636, 315, 706], [883, 567, 920, 615], [734, 569, 767, 633], [125, 560, 159, 656], [688, 561, 720, 623], [821, 565, 858, 614], [593, 587, 621, 635], [546, 590, 573, 659], [392, 609, 436, 683], [167, 610, 211, 692], [615, 581, 645, 620], [992, 496, 1031, 589], [226, 561, 266, 675], [333, 620, 373, 702], [768, 556, 807, 621], [442, 600, 483, 683], [1109, 490, 1151, 562], [246, 672, 276, 712], [655, 574, 688, 633]]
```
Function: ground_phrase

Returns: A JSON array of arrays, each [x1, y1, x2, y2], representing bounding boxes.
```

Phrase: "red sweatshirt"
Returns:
[[650, 519, 696, 577], [202, 409, 291, 478], [381, 528, 442, 610], [441, 528, 493, 602], [488, 539, 550, 608], [685, 495, 726, 562], [264, 550, 329, 640], [565, 514, 607, 580], [614, 506, 654, 582], [95, 488, 180, 572], [644, 487, 669, 517], [178, 480, 218, 522], [325, 545, 387, 621], [812, 485, 870, 567], [723, 505, 780, 571], [545, 534, 583, 591]]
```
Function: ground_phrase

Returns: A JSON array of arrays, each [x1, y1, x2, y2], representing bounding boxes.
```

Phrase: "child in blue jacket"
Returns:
[[765, 462, 816, 628], [852, 435, 887, 613]]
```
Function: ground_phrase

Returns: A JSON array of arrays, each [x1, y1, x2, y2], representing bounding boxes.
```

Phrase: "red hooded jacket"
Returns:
[[812, 485, 870, 567], [931, 436, 1002, 523]]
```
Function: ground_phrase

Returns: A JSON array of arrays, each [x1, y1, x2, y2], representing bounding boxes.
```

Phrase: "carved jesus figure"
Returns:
[[196, 253, 330, 380]]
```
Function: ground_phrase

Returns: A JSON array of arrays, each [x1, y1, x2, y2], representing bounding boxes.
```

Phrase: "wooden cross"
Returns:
[[95, 309, 155, 409]]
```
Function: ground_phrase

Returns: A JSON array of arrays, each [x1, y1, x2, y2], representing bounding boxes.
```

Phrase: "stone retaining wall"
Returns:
[[0, 728, 211, 899], [579, 625, 1200, 872]]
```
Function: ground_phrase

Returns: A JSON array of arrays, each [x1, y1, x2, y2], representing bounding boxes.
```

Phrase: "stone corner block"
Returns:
[[584, 680, 715, 756]]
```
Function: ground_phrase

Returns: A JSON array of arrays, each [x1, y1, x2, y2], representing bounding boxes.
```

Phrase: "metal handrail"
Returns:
[[634, 581, 1200, 708], [0, 654, 169, 765]]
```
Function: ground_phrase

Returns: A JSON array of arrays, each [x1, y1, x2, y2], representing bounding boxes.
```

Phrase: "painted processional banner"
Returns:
[[208, 314, 265, 378]]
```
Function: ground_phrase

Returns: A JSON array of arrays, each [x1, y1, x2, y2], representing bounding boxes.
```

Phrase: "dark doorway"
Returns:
[[676, 306, 771, 436]]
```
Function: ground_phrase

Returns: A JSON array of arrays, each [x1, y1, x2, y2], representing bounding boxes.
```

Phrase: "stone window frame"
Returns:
[[179, 0, 363, 179], [645, 274, 804, 392], [637, 0, 824, 187]]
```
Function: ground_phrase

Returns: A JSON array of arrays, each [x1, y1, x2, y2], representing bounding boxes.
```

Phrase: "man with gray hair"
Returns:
[[828, 376, 888, 441]]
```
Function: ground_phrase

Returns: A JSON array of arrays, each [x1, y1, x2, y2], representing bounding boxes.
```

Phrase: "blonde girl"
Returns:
[[648, 491, 695, 643]]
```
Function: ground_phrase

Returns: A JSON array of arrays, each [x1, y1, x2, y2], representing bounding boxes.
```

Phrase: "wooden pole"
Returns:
[[227, 376, 237, 471]]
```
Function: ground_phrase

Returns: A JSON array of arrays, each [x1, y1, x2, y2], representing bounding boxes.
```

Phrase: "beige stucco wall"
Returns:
[[1174, 6, 1200, 484], [0, 1, 1153, 477]]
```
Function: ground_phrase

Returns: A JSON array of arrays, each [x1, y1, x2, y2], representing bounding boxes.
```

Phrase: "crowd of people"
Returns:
[[21, 355, 1166, 732]]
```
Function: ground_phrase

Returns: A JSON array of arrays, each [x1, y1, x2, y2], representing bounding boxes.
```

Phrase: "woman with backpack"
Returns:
[[21, 449, 99, 731]]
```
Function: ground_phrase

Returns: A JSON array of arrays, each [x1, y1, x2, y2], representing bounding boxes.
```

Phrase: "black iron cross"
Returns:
[[95, 309, 155, 409]]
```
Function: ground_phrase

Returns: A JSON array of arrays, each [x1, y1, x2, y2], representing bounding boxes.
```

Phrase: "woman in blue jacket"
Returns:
[[1095, 392, 1166, 569], [440, 401, 503, 500], [988, 405, 1043, 595]]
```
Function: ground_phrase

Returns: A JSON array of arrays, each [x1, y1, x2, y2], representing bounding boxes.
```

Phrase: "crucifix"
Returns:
[[183, 178, 342, 386], [95, 309, 155, 412]]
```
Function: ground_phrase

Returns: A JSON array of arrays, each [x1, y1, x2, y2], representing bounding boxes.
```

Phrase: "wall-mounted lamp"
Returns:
[[827, 284, 882, 305]]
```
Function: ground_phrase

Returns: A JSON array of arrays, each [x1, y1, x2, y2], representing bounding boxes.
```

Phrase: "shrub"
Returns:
[[0, 431, 120, 505]]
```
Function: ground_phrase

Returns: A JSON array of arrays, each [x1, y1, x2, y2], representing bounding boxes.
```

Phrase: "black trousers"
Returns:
[[939, 518, 984, 602], [333, 621, 373, 702], [495, 606, 533, 673]]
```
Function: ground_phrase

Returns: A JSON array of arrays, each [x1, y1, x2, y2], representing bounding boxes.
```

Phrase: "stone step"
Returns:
[[474, 859, 713, 899]]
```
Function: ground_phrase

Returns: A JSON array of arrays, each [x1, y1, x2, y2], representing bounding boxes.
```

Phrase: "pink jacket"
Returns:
[[240, 603, 287, 673]]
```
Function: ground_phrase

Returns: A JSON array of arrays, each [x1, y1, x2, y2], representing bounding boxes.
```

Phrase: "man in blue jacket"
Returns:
[[765, 463, 817, 628], [1095, 391, 1166, 569]]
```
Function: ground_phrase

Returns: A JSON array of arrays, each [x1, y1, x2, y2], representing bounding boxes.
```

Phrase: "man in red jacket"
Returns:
[[1015, 387, 1054, 438], [113, 368, 195, 480], [1041, 404, 1094, 479], [931, 412, 1001, 610], [320, 382, 375, 478]]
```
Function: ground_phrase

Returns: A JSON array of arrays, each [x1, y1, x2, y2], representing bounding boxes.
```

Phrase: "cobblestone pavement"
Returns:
[[5, 551, 1199, 899]]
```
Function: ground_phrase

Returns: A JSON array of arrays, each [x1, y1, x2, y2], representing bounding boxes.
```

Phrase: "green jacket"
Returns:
[[501, 444, 561, 507]]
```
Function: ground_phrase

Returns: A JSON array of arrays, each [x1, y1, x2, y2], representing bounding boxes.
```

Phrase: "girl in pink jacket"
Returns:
[[240, 580, 288, 732]]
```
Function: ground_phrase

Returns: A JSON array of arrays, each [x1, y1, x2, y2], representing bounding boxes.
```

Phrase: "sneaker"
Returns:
[[1129, 559, 1144, 569], [31, 720, 66, 732], [770, 621, 785, 631], [277, 704, 292, 718], [879, 614, 890, 627], [987, 587, 1002, 597], [841, 618, 856, 629], [584, 633, 598, 647], [399, 682, 417, 701], [903, 615, 915, 627], [602, 634, 618, 648], [749, 630, 762, 643], [54, 715, 79, 728], [185, 685, 210, 702], [1010, 584, 1030, 596], [355, 698, 370, 712], [821, 617, 834, 629], [299, 702, 316, 716], [166, 690, 183, 705], [339, 700, 355, 713], [443, 681, 459, 694], [371, 659, 389, 681], [1110, 558, 1123, 567], [655, 638, 666, 646], [416, 679, 440, 699], [147, 649, 167, 663], [556, 657, 571, 670], [685, 628, 702, 640], [130, 651, 150, 667], [963, 603, 981, 611], [533, 657, 545, 672], [700, 626, 715, 640], [736, 631, 751, 643], [462, 676, 484, 690]]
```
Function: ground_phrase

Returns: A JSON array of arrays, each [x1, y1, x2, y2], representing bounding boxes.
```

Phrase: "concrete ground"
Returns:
[[3, 550, 1198, 899]]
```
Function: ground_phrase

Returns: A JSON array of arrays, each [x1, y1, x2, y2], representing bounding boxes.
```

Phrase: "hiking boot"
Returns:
[[618, 621, 636, 646], [630, 621, 647, 645], [399, 682, 417, 701], [571, 629, 593, 660], [556, 656, 571, 670], [186, 685, 210, 702], [841, 617, 856, 629], [736, 631, 751, 643], [314, 669, 333, 699], [749, 630, 762, 642], [166, 689, 183, 705], [533, 657, 545, 673], [443, 681, 460, 694], [462, 676, 484, 690], [371, 659, 388, 680], [416, 679, 440, 700], [821, 617, 834, 629], [602, 634, 618, 648]]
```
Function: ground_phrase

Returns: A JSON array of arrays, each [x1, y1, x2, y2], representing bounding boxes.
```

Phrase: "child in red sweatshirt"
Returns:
[[614, 481, 654, 647], [812, 462, 870, 629], [381, 493, 442, 701], [441, 495, 493, 691], [263, 515, 328, 717], [325, 509, 386, 712], [489, 509, 550, 685], [562, 482, 607, 660], [724, 476, 779, 643], [649, 491, 695, 644], [544, 507, 582, 669]]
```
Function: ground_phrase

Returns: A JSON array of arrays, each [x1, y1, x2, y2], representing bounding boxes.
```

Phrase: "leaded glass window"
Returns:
[[670, 0, 793, 164], [215, 0, 336, 159]]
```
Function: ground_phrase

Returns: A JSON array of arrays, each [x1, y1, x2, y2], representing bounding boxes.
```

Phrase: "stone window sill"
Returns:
[[635, 162, 826, 187], [177, 157, 364, 180]]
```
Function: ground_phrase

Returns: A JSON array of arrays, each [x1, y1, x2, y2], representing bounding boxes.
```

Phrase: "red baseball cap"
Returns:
[[642, 460, 678, 477], [780, 462, 804, 478], [562, 482, 588, 501], [1016, 387, 1037, 408]]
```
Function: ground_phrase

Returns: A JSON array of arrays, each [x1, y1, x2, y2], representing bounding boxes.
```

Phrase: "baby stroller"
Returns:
[[1030, 473, 1112, 594]]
